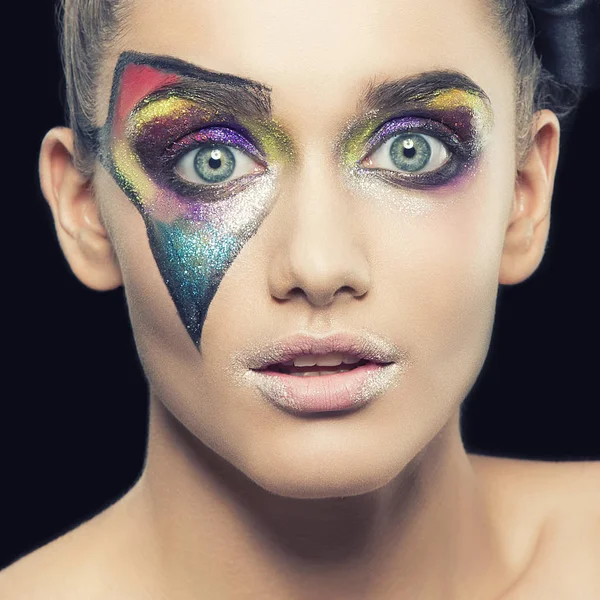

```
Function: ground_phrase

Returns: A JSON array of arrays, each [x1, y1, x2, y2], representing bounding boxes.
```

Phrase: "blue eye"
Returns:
[[362, 133, 450, 174], [175, 143, 263, 185]]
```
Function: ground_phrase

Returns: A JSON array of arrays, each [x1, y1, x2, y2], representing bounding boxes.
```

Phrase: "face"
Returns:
[[93, 0, 516, 497]]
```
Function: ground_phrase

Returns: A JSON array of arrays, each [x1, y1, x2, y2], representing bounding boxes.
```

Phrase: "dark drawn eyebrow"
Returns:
[[93, 51, 273, 157], [142, 78, 272, 122], [129, 53, 273, 121], [358, 69, 493, 115]]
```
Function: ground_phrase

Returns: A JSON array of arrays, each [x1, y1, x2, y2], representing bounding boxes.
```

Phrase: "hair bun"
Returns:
[[528, 0, 600, 88]]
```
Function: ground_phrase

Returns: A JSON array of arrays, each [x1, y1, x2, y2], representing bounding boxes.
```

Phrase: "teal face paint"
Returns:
[[95, 52, 293, 348]]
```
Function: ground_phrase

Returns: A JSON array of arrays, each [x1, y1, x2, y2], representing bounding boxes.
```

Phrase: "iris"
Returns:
[[193, 144, 236, 183], [389, 134, 431, 172]]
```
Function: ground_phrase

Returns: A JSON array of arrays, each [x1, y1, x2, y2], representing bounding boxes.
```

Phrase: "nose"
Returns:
[[267, 148, 371, 308]]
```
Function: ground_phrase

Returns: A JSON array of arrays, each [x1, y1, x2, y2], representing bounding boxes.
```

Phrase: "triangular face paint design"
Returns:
[[96, 52, 287, 348]]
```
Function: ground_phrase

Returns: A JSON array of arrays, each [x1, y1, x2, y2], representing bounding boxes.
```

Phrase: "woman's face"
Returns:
[[93, 0, 517, 497]]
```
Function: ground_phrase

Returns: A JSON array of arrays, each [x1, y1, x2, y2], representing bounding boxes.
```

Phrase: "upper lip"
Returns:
[[243, 331, 400, 370]]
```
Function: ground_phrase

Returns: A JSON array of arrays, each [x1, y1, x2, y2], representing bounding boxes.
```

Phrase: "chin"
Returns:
[[252, 470, 396, 500], [236, 438, 412, 500]]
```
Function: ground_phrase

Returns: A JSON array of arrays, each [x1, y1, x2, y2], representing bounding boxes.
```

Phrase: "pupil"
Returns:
[[193, 144, 236, 183], [389, 134, 431, 172]]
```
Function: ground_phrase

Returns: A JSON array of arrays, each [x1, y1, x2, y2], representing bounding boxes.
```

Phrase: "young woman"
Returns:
[[2, 0, 599, 597]]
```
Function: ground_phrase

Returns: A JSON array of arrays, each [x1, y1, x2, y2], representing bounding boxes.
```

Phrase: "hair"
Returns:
[[58, 0, 579, 179], [59, 0, 132, 178]]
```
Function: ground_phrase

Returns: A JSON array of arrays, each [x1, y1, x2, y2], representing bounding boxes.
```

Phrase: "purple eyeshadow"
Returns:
[[363, 116, 462, 159], [166, 127, 265, 162]]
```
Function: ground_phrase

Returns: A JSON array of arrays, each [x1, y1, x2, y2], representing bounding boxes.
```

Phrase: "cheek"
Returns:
[[95, 172, 194, 361], [103, 132, 280, 348], [398, 172, 511, 381], [364, 155, 513, 396]]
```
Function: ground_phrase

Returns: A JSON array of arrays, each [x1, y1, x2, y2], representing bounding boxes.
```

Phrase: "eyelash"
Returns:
[[162, 126, 267, 202], [356, 117, 472, 189], [157, 116, 472, 200]]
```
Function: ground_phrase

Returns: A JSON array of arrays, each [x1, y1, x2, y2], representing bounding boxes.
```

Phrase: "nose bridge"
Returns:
[[290, 145, 349, 245], [267, 143, 371, 306]]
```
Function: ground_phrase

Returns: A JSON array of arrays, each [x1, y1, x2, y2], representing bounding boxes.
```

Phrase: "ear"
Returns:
[[499, 109, 561, 285], [39, 127, 123, 291]]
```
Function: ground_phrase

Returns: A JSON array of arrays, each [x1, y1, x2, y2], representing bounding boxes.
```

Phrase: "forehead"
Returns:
[[98, 0, 513, 128]]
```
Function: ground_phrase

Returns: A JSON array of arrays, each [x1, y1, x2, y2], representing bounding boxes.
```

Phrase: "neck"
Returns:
[[126, 396, 512, 599]]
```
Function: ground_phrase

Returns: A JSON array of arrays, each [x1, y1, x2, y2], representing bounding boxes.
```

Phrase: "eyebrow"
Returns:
[[93, 52, 273, 156], [97, 52, 492, 154], [112, 52, 490, 117], [117, 51, 272, 120], [139, 67, 273, 122], [359, 69, 492, 114]]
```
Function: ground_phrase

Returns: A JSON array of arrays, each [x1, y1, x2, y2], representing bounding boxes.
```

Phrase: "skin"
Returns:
[[2, 0, 600, 598]]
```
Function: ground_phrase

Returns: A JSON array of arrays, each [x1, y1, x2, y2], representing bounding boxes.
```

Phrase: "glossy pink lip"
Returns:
[[245, 332, 399, 371]]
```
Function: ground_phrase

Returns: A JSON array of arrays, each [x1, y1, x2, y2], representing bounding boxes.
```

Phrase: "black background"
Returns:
[[1, 3, 599, 570]]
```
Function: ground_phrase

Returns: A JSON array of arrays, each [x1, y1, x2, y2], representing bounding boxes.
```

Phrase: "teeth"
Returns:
[[342, 355, 361, 365], [289, 353, 362, 368], [289, 369, 352, 376]]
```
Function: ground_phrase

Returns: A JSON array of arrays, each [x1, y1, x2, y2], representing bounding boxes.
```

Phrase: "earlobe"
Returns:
[[499, 109, 560, 285], [39, 127, 123, 291]]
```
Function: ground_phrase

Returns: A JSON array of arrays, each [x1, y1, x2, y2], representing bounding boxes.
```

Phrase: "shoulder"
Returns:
[[0, 519, 98, 599], [471, 454, 600, 522], [0, 488, 158, 600], [470, 454, 600, 598]]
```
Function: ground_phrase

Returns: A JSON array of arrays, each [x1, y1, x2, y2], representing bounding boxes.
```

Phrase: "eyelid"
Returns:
[[360, 116, 463, 163], [164, 126, 268, 165]]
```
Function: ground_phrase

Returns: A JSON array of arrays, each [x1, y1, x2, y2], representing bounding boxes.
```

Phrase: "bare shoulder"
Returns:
[[470, 453, 600, 511], [469, 454, 600, 598], [0, 503, 123, 599], [0, 515, 101, 599], [0, 485, 157, 600]]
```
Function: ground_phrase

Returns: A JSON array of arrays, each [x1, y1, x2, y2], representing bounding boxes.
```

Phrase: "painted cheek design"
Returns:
[[97, 57, 285, 348]]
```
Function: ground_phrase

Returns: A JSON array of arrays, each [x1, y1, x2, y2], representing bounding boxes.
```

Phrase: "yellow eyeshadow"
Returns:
[[425, 88, 494, 137], [240, 118, 295, 164], [340, 113, 381, 167], [340, 88, 493, 167], [127, 93, 295, 165], [132, 96, 207, 130], [425, 88, 479, 110], [112, 138, 155, 209]]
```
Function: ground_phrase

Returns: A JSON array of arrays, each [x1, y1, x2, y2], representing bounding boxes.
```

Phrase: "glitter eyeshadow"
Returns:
[[165, 127, 266, 162], [424, 88, 493, 142], [339, 87, 493, 185], [96, 53, 290, 348], [143, 170, 278, 344]]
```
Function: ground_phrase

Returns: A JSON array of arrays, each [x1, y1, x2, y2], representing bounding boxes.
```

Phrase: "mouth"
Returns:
[[247, 360, 400, 414], [257, 358, 380, 376], [238, 331, 405, 413]]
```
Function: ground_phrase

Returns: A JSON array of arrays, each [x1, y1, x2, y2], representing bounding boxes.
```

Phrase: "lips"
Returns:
[[235, 331, 407, 414], [244, 332, 400, 371], [247, 361, 401, 413]]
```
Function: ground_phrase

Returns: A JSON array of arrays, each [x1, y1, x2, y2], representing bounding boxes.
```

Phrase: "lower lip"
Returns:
[[247, 361, 401, 414]]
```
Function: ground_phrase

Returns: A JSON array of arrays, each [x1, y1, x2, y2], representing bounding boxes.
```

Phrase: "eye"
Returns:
[[362, 133, 450, 174], [175, 143, 264, 185]]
